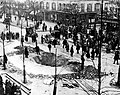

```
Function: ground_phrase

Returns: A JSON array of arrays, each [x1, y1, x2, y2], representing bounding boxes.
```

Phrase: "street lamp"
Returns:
[[8, 1, 11, 41], [24, 3, 29, 27], [53, 48, 57, 95], [23, 46, 26, 84], [116, 7, 120, 87], [1, 30, 6, 70], [25, 13, 28, 27], [117, 8, 120, 49], [19, 15, 26, 83], [98, 0, 103, 94], [21, 34, 26, 84], [21, 17, 24, 46], [71, 4, 79, 45], [33, 0, 38, 47], [20, 16, 26, 84], [3, 1, 6, 21]]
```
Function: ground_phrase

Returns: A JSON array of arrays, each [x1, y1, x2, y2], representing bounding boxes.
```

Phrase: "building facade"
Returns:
[[4, 0, 119, 24], [38, 0, 110, 12], [33, 0, 110, 22]]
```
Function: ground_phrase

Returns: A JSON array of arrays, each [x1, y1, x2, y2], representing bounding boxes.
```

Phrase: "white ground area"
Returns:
[[0, 15, 120, 95], [0, 38, 120, 95]]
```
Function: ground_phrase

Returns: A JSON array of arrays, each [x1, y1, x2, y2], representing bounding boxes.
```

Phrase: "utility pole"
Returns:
[[118, 8, 120, 50], [72, 5, 77, 46], [3, 34, 5, 69], [20, 16, 26, 83], [43, 10, 45, 21], [25, 3, 28, 27], [98, 0, 103, 94], [3, 1, 6, 21], [21, 17, 23, 46], [116, 8, 120, 87], [33, 1, 36, 29], [21, 28, 26, 84], [23, 46, 26, 83], [8, 1, 11, 41], [26, 13, 28, 27], [53, 48, 57, 95], [33, 1, 37, 47], [1, 31, 6, 70]]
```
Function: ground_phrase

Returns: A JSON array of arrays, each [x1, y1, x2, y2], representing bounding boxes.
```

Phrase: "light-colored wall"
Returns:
[[38, 0, 111, 12]]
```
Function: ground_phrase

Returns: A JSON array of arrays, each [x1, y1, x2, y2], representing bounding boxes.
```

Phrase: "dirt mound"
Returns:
[[14, 45, 69, 67], [82, 65, 99, 79], [40, 52, 69, 67], [66, 64, 105, 79], [66, 61, 81, 72], [14, 46, 35, 55], [4, 62, 52, 80]]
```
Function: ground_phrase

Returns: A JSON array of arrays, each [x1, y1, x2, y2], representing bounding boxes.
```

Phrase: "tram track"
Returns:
[[61, 77, 98, 95]]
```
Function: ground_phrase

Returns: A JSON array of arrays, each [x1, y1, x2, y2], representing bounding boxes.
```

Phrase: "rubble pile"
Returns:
[[14, 46, 69, 67], [14, 46, 36, 54], [14, 46, 24, 55], [41, 52, 69, 67], [66, 61, 81, 72], [4, 62, 52, 80], [82, 65, 99, 79], [6, 62, 23, 74], [28, 73, 52, 79], [66, 64, 105, 79], [11, 45, 106, 80]]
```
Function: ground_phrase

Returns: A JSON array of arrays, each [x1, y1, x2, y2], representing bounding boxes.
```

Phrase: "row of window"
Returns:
[[40, 1, 109, 12], [11, 1, 110, 13]]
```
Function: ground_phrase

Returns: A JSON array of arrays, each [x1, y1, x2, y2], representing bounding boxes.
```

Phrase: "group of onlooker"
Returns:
[[0, 75, 22, 95], [1, 31, 19, 41]]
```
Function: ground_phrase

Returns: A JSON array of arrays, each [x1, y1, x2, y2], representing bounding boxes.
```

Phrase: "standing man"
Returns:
[[35, 46, 40, 55], [15, 16, 16, 20], [70, 45, 74, 57], [49, 27, 52, 33], [86, 48, 90, 58], [53, 38, 57, 48], [41, 35, 44, 44], [6, 25, 8, 30], [81, 53, 85, 70], [0, 75, 4, 95], [113, 50, 119, 65], [76, 42, 80, 54], [95, 46, 99, 57], [63, 39, 67, 49], [21, 36, 24, 46], [25, 35, 28, 42], [48, 43, 52, 52], [45, 25, 47, 31], [91, 48, 95, 60], [25, 47, 29, 58], [3, 54, 8, 70], [66, 42, 69, 52]]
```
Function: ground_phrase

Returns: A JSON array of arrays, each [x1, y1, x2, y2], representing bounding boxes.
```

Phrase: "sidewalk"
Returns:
[[5, 39, 119, 95], [0, 15, 57, 31], [7, 40, 73, 75], [0, 15, 118, 75], [6, 36, 118, 75], [1, 15, 120, 95], [11, 15, 57, 30], [0, 17, 26, 29]]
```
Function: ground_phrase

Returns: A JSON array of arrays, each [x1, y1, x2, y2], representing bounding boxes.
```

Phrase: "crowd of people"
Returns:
[[1, 31, 20, 41], [40, 23, 120, 69], [1, 18, 120, 69], [0, 75, 22, 95]]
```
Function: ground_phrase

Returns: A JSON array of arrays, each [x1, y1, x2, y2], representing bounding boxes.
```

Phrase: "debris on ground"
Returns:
[[33, 52, 69, 67], [11, 45, 106, 80]]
